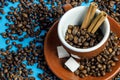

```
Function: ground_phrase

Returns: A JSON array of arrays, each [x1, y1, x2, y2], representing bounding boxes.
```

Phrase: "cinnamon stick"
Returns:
[[81, 3, 93, 29], [91, 12, 107, 34], [87, 12, 103, 32], [89, 2, 98, 28], [81, 2, 98, 29]]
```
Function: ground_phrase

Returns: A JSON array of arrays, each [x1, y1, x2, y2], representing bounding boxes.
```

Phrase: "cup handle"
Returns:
[[63, 4, 73, 12]]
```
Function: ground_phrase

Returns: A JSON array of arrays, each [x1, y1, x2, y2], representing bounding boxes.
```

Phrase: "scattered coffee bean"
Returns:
[[79, 73, 85, 78], [6, 45, 12, 50], [112, 56, 119, 62], [6, 39, 10, 44], [74, 70, 80, 76]]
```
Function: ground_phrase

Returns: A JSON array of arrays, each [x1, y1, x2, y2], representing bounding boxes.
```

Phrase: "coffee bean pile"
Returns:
[[0, 0, 120, 79], [94, 0, 120, 24], [74, 31, 120, 78], [65, 25, 103, 48]]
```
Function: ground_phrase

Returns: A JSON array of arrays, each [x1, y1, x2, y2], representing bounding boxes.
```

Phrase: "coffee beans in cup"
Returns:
[[65, 25, 103, 48]]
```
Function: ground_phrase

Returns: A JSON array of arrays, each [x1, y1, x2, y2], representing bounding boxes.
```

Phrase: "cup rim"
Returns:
[[58, 6, 110, 53]]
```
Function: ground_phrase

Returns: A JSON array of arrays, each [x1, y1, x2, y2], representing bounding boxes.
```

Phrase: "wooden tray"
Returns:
[[44, 16, 120, 80]]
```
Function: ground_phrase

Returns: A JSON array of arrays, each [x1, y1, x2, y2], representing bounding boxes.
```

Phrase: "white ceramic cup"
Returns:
[[57, 6, 110, 58]]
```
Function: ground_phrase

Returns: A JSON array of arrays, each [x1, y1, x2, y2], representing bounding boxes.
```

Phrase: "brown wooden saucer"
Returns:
[[44, 16, 120, 80]]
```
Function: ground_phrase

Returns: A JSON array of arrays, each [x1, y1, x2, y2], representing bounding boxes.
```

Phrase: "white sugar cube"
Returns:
[[65, 57, 80, 72], [57, 46, 70, 58], [71, 54, 81, 59]]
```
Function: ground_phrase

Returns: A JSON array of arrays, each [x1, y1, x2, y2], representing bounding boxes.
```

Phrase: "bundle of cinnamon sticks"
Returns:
[[81, 2, 107, 34]]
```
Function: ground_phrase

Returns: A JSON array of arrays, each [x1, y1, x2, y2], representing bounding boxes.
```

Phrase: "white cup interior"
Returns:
[[58, 6, 110, 53]]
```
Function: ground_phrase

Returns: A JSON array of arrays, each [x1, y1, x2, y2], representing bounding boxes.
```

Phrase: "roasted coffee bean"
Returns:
[[90, 40, 95, 46], [73, 36, 78, 44], [111, 62, 116, 67], [65, 34, 69, 40], [0, 9, 5, 14], [6, 45, 12, 50], [10, 6, 14, 10], [79, 73, 85, 78], [16, 44, 22, 48], [82, 70, 87, 74], [78, 38, 82, 43], [67, 26, 72, 34], [8, 11, 13, 15], [112, 56, 119, 62], [116, 51, 120, 55], [97, 64, 102, 68], [83, 42, 89, 47], [68, 34, 74, 41], [101, 71, 106, 76], [79, 65, 84, 70], [74, 70, 80, 76], [72, 27, 79, 35], [4, 68, 8, 73], [6, 39, 10, 44], [85, 33, 89, 38], [12, 42, 16, 45], [77, 32, 80, 37], [1, 32, 7, 38], [97, 72, 101, 77], [108, 48, 113, 53], [82, 38, 86, 43], [81, 29, 86, 35], [0, 72, 4, 77]]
